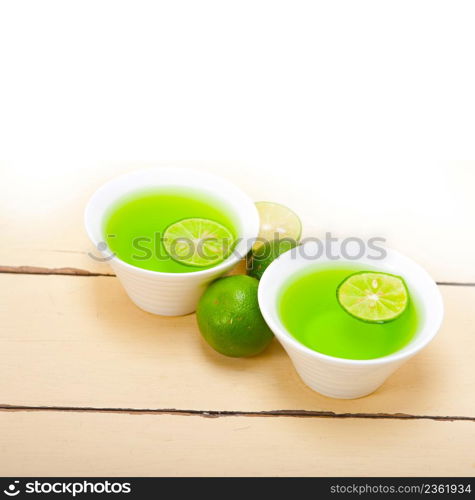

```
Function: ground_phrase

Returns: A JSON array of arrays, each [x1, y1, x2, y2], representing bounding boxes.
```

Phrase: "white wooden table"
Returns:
[[1, 161, 474, 476]]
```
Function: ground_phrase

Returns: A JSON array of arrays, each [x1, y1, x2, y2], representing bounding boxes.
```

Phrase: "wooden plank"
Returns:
[[0, 411, 472, 476], [1, 273, 473, 417], [1, 161, 475, 282]]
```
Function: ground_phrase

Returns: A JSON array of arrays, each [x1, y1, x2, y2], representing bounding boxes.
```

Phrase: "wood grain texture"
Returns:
[[1, 161, 474, 476], [0, 411, 473, 476], [1, 161, 475, 282], [1, 273, 473, 417]]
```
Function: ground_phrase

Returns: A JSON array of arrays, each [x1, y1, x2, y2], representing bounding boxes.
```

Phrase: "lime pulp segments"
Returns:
[[254, 201, 301, 250], [163, 217, 235, 267], [337, 271, 409, 323]]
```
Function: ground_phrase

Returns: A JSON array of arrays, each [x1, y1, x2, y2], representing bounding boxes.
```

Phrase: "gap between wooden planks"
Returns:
[[1, 405, 474, 422], [0, 267, 474, 418], [2, 264, 475, 286]]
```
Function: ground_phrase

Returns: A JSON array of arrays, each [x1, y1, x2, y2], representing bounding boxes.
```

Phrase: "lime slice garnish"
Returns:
[[163, 218, 235, 268], [337, 271, 409, 323], [254, 201, 302, 251]]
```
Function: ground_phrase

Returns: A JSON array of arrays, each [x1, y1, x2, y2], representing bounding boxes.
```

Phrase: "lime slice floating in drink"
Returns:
[[163, 217, 235, 267], [337, 271, 409, 323], [254, 201, 302, 251]]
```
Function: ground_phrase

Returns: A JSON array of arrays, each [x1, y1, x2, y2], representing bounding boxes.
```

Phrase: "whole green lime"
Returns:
[[247, 238, 297, 280], [196, 275, 273, 357]]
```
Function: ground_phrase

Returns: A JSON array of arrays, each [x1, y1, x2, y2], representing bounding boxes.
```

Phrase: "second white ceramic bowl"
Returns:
[[85, 168, 259, 316], [258, 242, 444, 399]]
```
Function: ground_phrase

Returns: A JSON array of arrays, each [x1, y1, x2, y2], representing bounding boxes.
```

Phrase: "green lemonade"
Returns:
[[278, 265, 421, 360], [104, 187, 238, 273]]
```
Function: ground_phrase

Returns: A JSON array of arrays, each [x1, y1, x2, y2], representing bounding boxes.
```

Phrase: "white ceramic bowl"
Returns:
[[258, 242, 444, 399], [85, 168, 259, 316]]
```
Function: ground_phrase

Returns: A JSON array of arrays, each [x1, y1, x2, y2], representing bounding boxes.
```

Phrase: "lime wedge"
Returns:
[[163, 218, 235, 268], [337, 271, 409, 323], [254, 201, 302, 251]]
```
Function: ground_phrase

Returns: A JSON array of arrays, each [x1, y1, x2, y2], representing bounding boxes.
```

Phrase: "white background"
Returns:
[[1, 1, 474, 280], [1, 0, 475, 160]]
